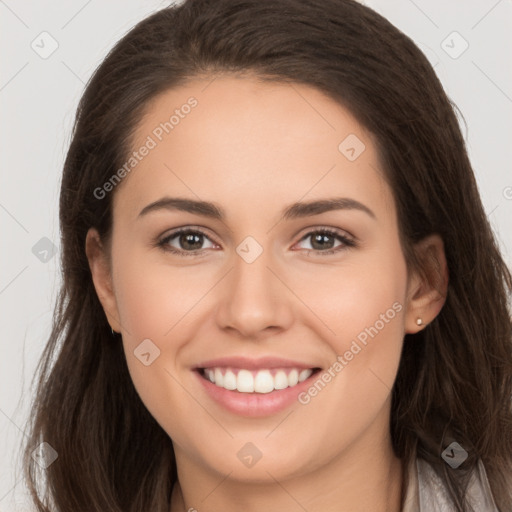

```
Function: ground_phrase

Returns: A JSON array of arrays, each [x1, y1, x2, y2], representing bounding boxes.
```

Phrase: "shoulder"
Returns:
[[402, 457, 499, 512]]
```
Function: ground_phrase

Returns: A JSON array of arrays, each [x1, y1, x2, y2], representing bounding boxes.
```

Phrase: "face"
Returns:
[[87, 75, 441, 486]]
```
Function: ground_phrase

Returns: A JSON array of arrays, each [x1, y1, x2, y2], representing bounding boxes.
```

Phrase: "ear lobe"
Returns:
[[405, 234, 449, 334], [85, 228, 122, 333]]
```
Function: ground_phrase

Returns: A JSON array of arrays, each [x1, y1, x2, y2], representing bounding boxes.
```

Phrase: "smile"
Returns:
[[199, 367, 316, 393], [193, 356, 323, 416]]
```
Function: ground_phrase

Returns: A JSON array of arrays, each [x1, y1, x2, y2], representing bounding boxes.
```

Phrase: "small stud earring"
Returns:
[[111, 327, 117, 336], [416, 318, 423, 326]]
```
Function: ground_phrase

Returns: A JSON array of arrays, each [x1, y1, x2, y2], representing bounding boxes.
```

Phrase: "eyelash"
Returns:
[[156, 226, 357, 257]]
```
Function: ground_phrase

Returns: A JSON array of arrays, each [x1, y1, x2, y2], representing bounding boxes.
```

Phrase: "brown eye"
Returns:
[[295, 229, 356, 255], [158, 228, 217, 256]]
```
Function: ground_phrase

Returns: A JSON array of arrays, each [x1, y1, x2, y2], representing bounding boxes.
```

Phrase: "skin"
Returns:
[[86, 75, 448, 512]]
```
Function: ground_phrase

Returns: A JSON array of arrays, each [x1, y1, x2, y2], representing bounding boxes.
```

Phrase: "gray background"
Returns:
[[1, 0, 511, 509]]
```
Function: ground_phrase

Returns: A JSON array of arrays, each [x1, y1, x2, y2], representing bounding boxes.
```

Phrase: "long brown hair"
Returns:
[[22, 0, 512, 510]]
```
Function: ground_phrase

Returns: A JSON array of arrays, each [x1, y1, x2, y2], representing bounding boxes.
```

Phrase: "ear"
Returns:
[[404, 234, 449, 334], [85, 227, 122, 333]]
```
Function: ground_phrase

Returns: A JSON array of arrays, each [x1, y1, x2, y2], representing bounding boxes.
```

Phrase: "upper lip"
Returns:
[[194, 356, 321, 371]]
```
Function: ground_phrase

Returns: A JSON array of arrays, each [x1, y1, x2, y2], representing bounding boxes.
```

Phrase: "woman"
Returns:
[[23, 0, 512, 510]]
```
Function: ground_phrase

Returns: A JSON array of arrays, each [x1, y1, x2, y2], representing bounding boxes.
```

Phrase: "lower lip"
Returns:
[[194, 369, 320, 417]]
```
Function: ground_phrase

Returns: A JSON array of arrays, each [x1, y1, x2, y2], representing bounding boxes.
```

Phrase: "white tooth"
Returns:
[[214, 368, 224, 387], [288, 369, 299, 387], [223, 369, 237, 390], [298, 369, 313, 382], [208, 367, 311, 392], [254, 370, 275, 393], [237, 369, 254, 392], [274, 370, 289, 390]]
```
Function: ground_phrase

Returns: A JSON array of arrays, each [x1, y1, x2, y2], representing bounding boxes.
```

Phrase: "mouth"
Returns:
[[197, 366, 322, 394], [193, 356, 324, 416]]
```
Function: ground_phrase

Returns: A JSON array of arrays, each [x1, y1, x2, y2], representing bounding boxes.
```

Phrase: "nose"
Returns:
[[215, 245, 294, 340]]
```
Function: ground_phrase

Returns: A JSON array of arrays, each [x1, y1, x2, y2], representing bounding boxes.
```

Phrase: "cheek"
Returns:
[[290, 247, 407, 356], [287, 257, 407, 460], [331, 271, 405, 359], [289, 247, 407, 412], [112, 258, 197, 440], [112, 244, 202, 342], [110, 248, 221, 432]]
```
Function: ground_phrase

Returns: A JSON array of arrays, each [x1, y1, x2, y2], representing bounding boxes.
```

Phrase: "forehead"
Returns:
[[114, 75, 394, 224]]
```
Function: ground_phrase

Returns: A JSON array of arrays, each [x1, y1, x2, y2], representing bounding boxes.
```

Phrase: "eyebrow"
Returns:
[[138, 196, 376, 221]]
